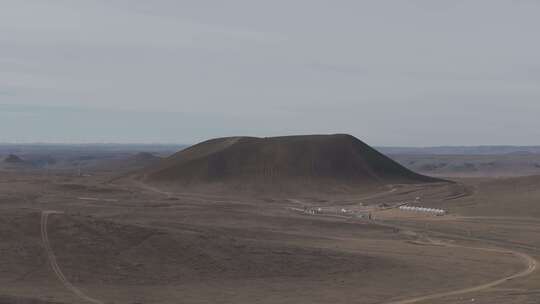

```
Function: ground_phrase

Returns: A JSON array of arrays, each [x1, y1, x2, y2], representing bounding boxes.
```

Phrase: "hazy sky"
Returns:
[[1, 0, 540, 145]]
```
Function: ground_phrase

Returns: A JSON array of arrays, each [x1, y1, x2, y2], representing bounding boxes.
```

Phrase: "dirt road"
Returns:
[[383, 235, 537, 304], [41, 211, 104, 304]]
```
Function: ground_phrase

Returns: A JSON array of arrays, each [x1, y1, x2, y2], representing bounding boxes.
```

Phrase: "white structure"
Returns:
[[399, 205, 446, 216]]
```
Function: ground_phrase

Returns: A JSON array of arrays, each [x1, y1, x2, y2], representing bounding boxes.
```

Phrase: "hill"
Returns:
[[1, 154, 35, 170], [388, 154, 540, 177], [378, 146, 540, 155], [131, 152, 161, 164], [140, 134, 442, 194], [103, 152, 162, 172], [4, 154, 25, 163]]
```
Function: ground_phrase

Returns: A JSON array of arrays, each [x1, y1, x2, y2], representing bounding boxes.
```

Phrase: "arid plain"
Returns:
[[0, 136, 539, 304]]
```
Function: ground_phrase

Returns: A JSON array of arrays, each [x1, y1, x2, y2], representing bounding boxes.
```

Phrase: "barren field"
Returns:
[[0, 168, 538, 304], [1, 140, 540, 304]]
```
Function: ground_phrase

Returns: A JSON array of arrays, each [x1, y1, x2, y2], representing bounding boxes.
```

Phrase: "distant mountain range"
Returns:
[[3, 144, 540, 156], [377, 146, 540, 155]]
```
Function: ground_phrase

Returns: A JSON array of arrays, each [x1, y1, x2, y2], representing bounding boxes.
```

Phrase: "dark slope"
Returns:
[[140, 134, 443, 193], [1, 154, 35, 170], [107, 152, 162, 171], [81, 152, 162, 175], [4, 154, 25, 164], [131, 152, 161, 163]]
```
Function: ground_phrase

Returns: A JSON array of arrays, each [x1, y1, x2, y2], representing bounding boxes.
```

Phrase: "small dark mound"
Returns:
[[118, 152, 161, 170], [140, 134, 443, 193], [132, 152, 161, 163], [4, 154, 24, 163], [88, 152, 162, 173]]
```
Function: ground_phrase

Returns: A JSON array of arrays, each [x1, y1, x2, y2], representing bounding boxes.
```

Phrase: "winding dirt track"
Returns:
[[41, 211, 104, 304], [384, 236, 537, 304]]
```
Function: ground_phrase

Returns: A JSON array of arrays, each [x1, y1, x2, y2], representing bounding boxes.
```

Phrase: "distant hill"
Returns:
[[0, 144, 184, 173], [131, 152, 161, 163], [1, 154, 34, 170], [113, 152, 162, 170], [4, 154, 25, 163], [389, 153, 540, 178], [140, 134, 443, 194], [378, 146, 540, 155], [87, 152, 163, 174]]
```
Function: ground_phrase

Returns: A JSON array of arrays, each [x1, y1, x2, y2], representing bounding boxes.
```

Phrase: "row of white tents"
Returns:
[[399, 205, 446, 215]]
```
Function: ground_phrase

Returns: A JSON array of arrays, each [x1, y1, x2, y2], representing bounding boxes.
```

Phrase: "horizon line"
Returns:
[[1, 142, 540, 148]]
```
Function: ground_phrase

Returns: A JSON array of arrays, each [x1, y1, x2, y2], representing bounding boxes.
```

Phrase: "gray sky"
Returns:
[[1, 0, 540, 145]]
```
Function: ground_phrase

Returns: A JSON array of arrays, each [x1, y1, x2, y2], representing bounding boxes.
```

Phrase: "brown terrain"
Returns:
[[0, 135, 539, 304]]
